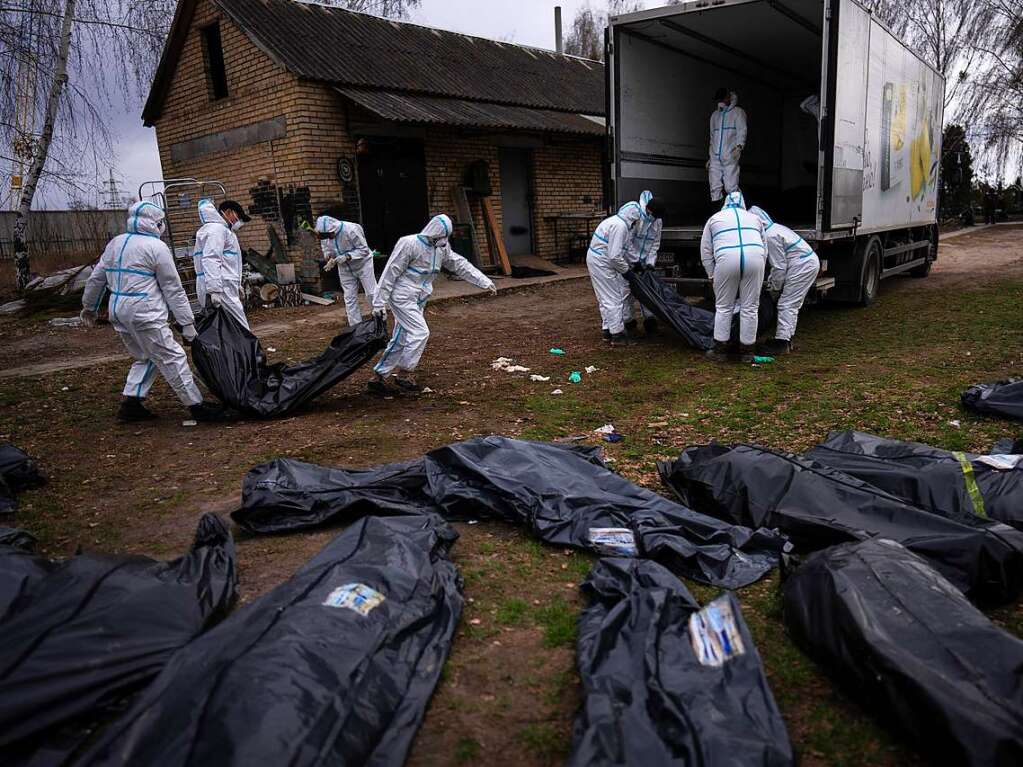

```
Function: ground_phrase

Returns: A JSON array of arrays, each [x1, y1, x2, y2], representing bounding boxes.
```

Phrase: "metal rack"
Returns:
[[138, 179, 227, 307]]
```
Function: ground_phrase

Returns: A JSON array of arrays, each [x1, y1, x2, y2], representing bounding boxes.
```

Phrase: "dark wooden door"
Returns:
[[357, 138, 429, 256]]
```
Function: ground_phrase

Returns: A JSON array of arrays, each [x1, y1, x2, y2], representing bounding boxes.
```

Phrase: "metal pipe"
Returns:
[[555, 6, 563, 54]]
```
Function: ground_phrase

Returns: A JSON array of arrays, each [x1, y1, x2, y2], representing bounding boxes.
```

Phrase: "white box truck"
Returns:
[[606, 0, 945, 303]]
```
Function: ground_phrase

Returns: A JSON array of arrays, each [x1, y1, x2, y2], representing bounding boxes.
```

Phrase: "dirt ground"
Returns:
[[1, 223, 1022, 765]]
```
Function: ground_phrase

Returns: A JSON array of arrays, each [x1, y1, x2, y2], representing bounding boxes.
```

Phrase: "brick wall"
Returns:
[[151, 0, 606, 289], [422, 130, 605, 265], [152, 0, 354, 285], [424, 131, 502, 267], [532, 135, 605, 260]]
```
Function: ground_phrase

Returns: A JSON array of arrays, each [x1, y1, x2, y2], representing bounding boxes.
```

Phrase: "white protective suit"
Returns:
[[372, 214, 494, 377], [708, 93, 748, 202], [586, 202, 643, 335], [750, 206, 821, 341], [700, 191, 767, 346], [193, 199, 248, 329], [316, 216, 377, 326], [622, 190, 664, 323], [81, 202, 203, 407]]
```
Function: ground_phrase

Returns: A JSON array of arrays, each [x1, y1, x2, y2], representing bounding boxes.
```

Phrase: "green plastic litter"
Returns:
[[550, 348, 566, 356], [568, 371, 582, 384], [753, 356, 775, 364]]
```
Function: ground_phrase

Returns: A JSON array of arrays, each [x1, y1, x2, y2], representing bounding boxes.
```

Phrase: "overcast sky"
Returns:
[[99, 0, 623, 210]]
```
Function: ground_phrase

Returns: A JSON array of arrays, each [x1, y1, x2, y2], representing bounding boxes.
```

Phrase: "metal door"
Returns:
[[498, 148, 533, 256]]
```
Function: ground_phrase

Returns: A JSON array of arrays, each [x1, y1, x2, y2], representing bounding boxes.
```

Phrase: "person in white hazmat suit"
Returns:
[[586, 202, 643, 345], [750, 206, 820, 355], [708, 89, 748, 204], [315, 215, 378, 327], [622, 191, 667, 335], [700, 190, 767, 362], [80, 202, 233, 423], [370, 214, 496, 394], [193, 198, 251, 329]]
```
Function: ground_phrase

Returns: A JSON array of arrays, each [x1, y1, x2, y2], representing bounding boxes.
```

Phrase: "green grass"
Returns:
[[4, 261, 1021, 767], [535, 599, 577, 648], [454, 737, 482, 764], [518, 723, 567, 760], [496, 597, 529, 626], [513, 274, 1023, 765]]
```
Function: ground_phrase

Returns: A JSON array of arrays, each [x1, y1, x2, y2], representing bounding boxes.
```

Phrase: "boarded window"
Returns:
[[201, 23, 228, 101]]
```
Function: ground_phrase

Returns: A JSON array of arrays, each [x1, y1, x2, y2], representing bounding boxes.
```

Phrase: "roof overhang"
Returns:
[[337, 88, 605, 137]]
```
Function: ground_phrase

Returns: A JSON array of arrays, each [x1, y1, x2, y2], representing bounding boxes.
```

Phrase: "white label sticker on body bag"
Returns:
[[323, 583, 385, 616], [588, 528, 638, 557], [976, 455, 1023, 471], [688, 597, 746, 667]]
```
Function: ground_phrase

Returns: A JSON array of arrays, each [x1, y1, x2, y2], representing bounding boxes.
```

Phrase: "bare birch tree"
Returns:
[[2, 0, 176, 290], [1, 0, 422, 291], [859, 0, 1022, 178], [565, 0, 643, 61], [959, 0, 1023, 177]]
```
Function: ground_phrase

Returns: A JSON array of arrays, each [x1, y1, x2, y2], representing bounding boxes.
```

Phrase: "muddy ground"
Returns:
[[1, 223, 1022, 765]]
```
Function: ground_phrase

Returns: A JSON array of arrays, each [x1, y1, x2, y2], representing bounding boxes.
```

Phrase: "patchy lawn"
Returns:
[[1, 225, 1022, 766]]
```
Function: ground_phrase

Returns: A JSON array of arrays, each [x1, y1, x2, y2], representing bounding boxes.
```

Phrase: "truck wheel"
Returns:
[[859, 237, 882, 306], [910, 226, 937, 278]]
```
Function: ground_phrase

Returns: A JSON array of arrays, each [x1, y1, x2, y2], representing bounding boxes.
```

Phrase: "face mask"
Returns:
[[231, 220, 245, 233], [156, 219, 166, 234]]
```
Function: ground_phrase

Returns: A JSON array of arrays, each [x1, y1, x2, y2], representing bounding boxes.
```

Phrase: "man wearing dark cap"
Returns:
[[193, 198, 253, 329]]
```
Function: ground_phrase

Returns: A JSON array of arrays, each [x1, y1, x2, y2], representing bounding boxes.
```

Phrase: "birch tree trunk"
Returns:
[[12, 0, 76, 292]]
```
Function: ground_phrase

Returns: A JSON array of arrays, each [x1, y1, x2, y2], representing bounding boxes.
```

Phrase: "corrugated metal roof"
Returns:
[[339, 88, 605, 136], [213, 0, 604, 114], [144, 0, 606, 125]]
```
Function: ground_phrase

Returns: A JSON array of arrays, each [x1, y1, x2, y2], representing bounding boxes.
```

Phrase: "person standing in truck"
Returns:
[[707, 88, 748, 206]]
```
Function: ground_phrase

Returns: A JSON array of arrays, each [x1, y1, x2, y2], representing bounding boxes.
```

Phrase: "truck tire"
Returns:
[[909, 258, 932, 278], [859, 236, 882, 306], [910, 226, 938, 278]]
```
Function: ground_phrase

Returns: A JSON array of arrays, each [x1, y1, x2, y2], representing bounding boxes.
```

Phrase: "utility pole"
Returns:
[[102, 168, 125, 209]]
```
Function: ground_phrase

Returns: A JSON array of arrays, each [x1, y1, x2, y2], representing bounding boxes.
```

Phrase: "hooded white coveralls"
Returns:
[[709, 93, 748, 202], [316, 216, 378, 327], [193, 199, 249, 329], [750, 206, 820, 342], [622, 190, 664, 323], [82, 202, 204, 407], [700, 191, 767, 346], [372, 215, 494, 377], [586, 203, 642, 335]]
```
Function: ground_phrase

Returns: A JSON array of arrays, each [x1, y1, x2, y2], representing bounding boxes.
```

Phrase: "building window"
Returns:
[[201, 23, 228, 101]]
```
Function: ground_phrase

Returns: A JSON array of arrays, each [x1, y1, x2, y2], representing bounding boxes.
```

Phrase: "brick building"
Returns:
[[144, 0, 607, 288]]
